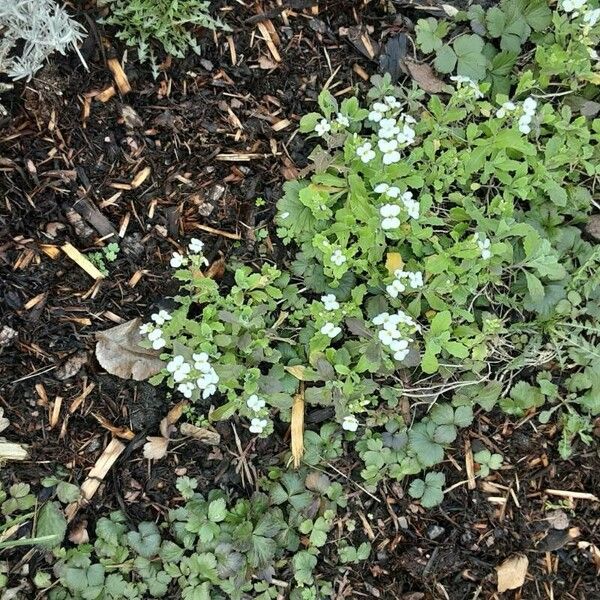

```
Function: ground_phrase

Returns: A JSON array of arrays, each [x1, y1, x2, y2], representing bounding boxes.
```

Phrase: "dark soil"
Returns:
[[0, 2, 598, 599]]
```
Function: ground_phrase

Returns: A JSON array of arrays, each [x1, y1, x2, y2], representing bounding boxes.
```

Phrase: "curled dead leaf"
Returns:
[[496, 553, 529, 593], [143, 436, 169, 460], [180, 423, 221, 445], [95, 318, 163, 381]]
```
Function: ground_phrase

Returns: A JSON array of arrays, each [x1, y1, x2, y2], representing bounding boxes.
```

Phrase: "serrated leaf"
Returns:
[[434, 44, 457, 74], [36, 502, 67, 548]]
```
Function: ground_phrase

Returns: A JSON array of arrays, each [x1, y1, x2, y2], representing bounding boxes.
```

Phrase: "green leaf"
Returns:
[[524, 0, 552, 31], [430, 311, 452, 336], [453, 34, 487, 80], [408, 478, 425, 499], [434, 44, 457, 74], [56, 481, 80, 504], [445, 341, 469, 359], [208, 498, 227, 523], [453, 405, 474, 428], [421, 348, 439, 374], [36, 502, 67, 548], [127, 522, 161, 558], [525, 272, 544, 303], [293, 551, 317, 586], [415, 18, 446, 54]]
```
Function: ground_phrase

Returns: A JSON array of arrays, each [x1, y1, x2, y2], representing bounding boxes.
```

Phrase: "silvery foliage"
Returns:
[[0, 0, 86, 81]]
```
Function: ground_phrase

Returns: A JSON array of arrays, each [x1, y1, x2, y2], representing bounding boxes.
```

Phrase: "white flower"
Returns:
[[382, 150, 401, 165], [378, 329, 393, 345], [378, 138, 398, 153], [476, 233, 492, 260], [193, 352, 210, 370], [170, 252, 187, 268], [384, 95, 401, 109], [408, 271, 424, 288], [202, 384, 217, 399], [378, 118, 400, 139], [522, 97, 537, 115], [249, 418, 268, 434], [374, 183, 390, 194], [402, 192, 420, 219], [584, 7, 600, 24], [356, 142, 375, 163], [386, 278, 406, 298], [450, 75, 471, 84], [380, 204, 401, 230], [151, 310, 172, 326], [177, 382, 195, 398], [321, 294, 340, 311], [280, 211, 290, 219], [372, 312, 390, 326], [148, 328, 165, 350], [400, 113, 416, 124], [167, 355, 191, 383], [342, 415, 359, 432], [188, 238, 204, 254], [247, 394, 266, 412], [518, 114, 532, 134], [315, 118, 331, 136], [562, 0, 587, 13], [496, 101, 516, 118], [372, 101, 388, 114], [393, 347, 410, 361], [374, 183, 400, 198], [320, 322, 342, 338], [139, 323, 152, 335], [331, 249, 347, 266], [335, 113, 350, 127], [368, 110, 383, 123], [397, 124, 416, 146]]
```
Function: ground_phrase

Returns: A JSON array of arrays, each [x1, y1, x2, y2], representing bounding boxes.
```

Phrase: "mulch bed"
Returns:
[[0, 2, 598, 598]]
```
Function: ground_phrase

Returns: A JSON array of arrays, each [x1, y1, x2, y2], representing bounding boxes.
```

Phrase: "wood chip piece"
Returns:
[[107, 58, 131, 95], [65, 438, 125, 521], [61, 243, 106, 280]]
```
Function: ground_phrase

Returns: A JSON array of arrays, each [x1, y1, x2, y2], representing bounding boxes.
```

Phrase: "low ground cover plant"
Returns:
[[99, 0, 229, 77]]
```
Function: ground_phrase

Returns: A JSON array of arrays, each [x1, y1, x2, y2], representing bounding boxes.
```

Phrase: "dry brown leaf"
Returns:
[[405, 59, 448, 94], [56, 350, 88, 380], [95, 318, 164, 381], [159, 401, 188, 438], [180, 423, 221, 445], [143, 436, 169, 460], [496, 553, 529, 593], [92, 413, 135, 440], [68, 520, 90, 544]]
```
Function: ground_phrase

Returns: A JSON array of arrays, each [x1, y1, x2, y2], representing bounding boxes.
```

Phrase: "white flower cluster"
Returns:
[[379, 190, 419, 230], [315, 118, 330, 136], [246, 395, 269, 434], [139, 310, 173, 349], [321, 294, 340, 311], [372, 311, 417, 361], [355, 96, 416, 165], [450, 75, 483, 98], [517, 97, 537, 135], [474, 232, 492, 260], [561, 0, 587, 14], [170, 238, 209, 268], [342, 414, 359, 432], [495, 96, 538, 135], [169, 352, 219, 399], [583, 7, 600, 25], [386, 270, 424, 298]]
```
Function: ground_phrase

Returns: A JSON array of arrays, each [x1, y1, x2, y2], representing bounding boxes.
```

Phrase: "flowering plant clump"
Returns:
[[139, 5, 600, 503]]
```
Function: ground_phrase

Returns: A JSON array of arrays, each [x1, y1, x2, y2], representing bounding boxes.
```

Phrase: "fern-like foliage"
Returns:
[[99, 0, 230, 77], [0, 0, 86, 81]]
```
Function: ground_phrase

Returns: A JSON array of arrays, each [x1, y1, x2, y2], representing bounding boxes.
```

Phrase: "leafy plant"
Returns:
[[0, 0, 86, 81], [87, 242, 120, 276], [473, 449, 504, 478], [408, 472, 446, 508], [99, 0, 230, 76]]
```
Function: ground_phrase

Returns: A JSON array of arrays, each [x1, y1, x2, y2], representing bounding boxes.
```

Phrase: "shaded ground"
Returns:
[[0, 2, 599, 599]]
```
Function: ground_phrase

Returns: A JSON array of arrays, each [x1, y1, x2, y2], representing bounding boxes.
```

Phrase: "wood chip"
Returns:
[[96, 85, 116, 103], [130, 166, 151, 189], [290, 391, 304, 468], [39, 244, 60, 259], [107, 58, 131, 95], [65, 438, 125, 521], [257, 20, 281, 62], [0, 441, 29, 461], [61, 243, 106, 280], [545, 489, 599, 502], [92, 413, 135, 440]]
